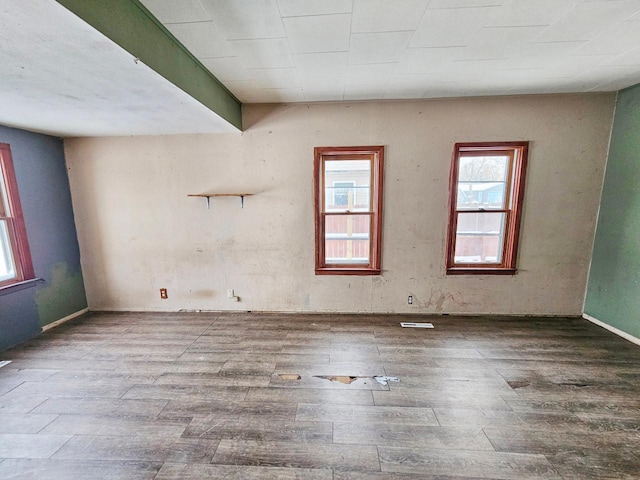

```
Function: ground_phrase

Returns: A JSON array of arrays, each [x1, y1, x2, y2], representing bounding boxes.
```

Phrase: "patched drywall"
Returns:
[[585, 83, 640, 338], [65, 94, 615, 315], [36, 262, 86, 327]]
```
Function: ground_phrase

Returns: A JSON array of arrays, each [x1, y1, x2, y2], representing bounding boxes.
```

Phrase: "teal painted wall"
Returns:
[[585, 83, 640, 339], [0, 125, 87, 350]]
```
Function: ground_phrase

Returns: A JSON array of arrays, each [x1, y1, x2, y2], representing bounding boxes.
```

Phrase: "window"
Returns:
[[0, 143, 34, 288], [314, 146, 384, 275], [446, 142, 528, 275]]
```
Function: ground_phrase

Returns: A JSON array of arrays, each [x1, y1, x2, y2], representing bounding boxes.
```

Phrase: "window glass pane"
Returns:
[[324, 160, 371, 212], [324, 214, 370, 264], [457, 155, 509, 210], [0, 220, 16, 282], [0, 169, 9, 216], [458, 155, 509, 182], [457, 182, 506, 210], [454, 212, 506, 264]]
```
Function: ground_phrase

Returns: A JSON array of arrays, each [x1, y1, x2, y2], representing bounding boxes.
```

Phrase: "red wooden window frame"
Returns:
[[0, 143, 34, 288], [314, 146, 384, 275], [446, 141, 529, 275]]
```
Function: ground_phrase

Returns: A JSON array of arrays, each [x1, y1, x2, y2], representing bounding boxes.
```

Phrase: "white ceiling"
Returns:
[[1, 0, 640, 137], [141, 0, 640, 103], [0, 0, 238, 137]]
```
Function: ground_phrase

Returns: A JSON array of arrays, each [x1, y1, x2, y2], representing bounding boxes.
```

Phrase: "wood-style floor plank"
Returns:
[[295, 403, 439, 425], [378, 447, 561, 479], [245, 386, 374, 405], [40, 414, 190, 437], [182, 418, 332, 443], [483, 426, 640, 455], [0, 414, 58, 434], [211, 439, 380, 472], [0, 434, 72, 459], [373, 389, 513, 410], [0, 391, 49, 414], [155, 462, 333, 479], [121, 384, 248, 402], [158, 399, 296, 420], [0, 459, 162, 480], [52, 435, 218, 464], [433, 408, 588, 429], [30, 398, 169, 417], [6, 381, 132, 399], [333, 423, 494, 450], [154, 372, 271, 387], [545, 449, 640, 479]]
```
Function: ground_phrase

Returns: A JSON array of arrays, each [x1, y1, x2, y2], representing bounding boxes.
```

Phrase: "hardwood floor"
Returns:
[[0, 312, 639, 479]]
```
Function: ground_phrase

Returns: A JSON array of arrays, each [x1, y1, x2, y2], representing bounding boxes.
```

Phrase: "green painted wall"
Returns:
[[55, 0, 242, 130], [36, 263, 87, 327], [585, 83, 640, 339]]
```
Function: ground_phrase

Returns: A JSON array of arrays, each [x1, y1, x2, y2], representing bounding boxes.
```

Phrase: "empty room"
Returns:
[[1, 0, 640, 478]]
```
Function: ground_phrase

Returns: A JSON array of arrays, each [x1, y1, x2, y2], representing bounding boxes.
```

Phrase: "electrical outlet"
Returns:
[[408, 295, 413, 305], [160, 288, 168, 299]]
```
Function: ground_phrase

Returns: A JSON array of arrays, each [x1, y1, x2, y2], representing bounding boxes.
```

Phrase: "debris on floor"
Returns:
[[507, 380, 531, 389], [400, 322, 434, 328], [312, 375, 401, 387], [0, 360, 10, 369], [278, 374, 301, 380], [559, 382, 591, 388], [373, 375, 400, 386], [314, 375, 363, 384]]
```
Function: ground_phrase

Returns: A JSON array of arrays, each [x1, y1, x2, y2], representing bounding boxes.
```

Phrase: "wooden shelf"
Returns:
[[188, 193, 253, 209]]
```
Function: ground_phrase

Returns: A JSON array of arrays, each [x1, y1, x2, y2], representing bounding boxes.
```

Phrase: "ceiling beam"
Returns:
[[55, 0, 243, 131]]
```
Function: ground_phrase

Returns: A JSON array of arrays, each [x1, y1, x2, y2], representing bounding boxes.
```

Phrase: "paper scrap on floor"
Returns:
[[374, 376, 400, 386], [400, 322, 434, 328]]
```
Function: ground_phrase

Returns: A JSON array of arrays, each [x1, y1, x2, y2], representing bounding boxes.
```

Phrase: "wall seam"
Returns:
[[581, 91, 619, 315]]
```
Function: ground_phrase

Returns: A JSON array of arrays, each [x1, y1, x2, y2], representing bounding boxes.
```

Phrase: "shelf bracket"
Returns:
[[188, 193, 253, 209]]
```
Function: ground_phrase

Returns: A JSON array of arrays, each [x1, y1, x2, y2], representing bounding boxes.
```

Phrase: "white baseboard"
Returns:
[[41, 308, 89, 332], [583, 313, 640, 347]]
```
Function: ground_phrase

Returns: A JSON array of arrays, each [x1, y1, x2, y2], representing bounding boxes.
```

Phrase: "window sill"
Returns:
[[0, 278, 44, 296], [316, 267, 381, 276], [446, 268, 516, 275]]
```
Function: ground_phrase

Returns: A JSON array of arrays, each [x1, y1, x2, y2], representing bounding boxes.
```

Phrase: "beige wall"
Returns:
[[64, 94, 615, 315]]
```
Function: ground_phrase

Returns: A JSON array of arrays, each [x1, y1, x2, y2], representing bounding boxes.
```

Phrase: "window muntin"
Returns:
[[314, 146, 383, 275], [0, 143, 34, 288], [446, 142, 528, 275]]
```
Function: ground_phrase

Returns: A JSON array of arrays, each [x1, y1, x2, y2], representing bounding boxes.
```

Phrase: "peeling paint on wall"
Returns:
[[36, 262, 87, 327]]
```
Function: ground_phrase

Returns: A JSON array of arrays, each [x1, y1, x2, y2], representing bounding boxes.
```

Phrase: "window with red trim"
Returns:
[[446, 142, 528, 275], [0, 143, 34, 288], [314, 146, 384, 275]]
